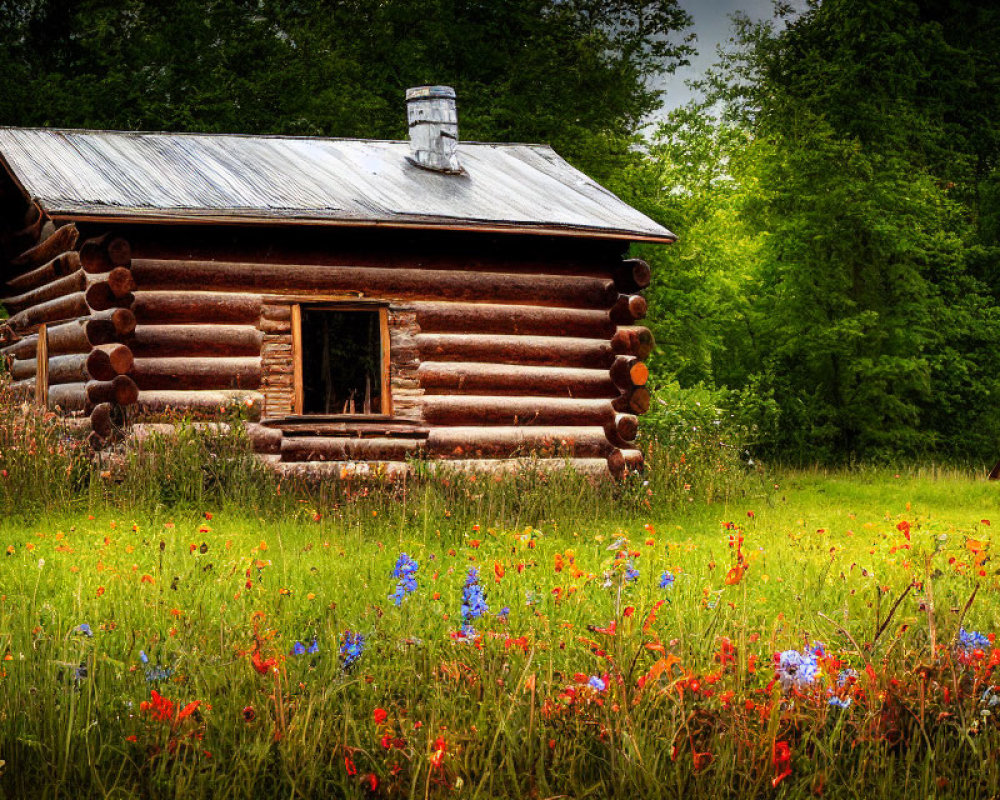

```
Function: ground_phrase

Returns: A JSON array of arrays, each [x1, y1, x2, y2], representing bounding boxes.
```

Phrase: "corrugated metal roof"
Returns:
[[0, 128, 675, 242]]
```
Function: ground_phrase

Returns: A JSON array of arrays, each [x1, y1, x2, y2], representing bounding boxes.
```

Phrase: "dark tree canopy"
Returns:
[[0, 0, 693, 177]]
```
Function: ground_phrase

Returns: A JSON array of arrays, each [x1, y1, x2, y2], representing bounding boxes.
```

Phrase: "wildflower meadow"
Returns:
[[1, 467, 999, 799]]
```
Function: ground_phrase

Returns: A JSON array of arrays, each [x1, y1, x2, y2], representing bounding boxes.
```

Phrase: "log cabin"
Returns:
[[0, 86, 674, 479]]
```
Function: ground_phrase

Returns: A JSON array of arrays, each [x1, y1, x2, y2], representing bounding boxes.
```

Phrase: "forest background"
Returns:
[[1, 0, 997, 467]]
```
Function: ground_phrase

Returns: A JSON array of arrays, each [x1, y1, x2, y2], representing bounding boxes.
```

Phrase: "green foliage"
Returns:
[[0, 0, 693, 178], [635, 1, 1000, 465]]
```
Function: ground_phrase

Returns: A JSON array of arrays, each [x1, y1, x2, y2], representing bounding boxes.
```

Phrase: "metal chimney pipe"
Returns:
[[405, 85, 463, 174]]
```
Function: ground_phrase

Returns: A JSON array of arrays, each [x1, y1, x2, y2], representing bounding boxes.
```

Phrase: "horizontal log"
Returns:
[[421, 396, 614, 427], [7, 292, 89, 332], [611, 326, 654, 360], [128, 325, 263, 358], [246, 422, 282, 454], [5, 251, 81, 293], [131, 356, 261, 391], [80, 234, 131, 273], [11, 223, 79, 269], [426, 426, 613, 459], [85, 282, 134, 312], [609, 294, 648, 325], [47, 382, 88, 412], [133, 390, 263, 419], [614, 259, 651, 293], [272, 460, 412, 481], [260, 419, 429, 438], [89, 376, 140, 407], [132, 291, 262, 325], [91, 308, 138, 338], [130, 259, 617, 309], [606, 413, 638, 444], [89, 344, 134, 381], [610, 356, 649, 390], [1, 268, 133, 314], [608, 448, 645, 477], [410, 301, 615, 338], [281, 436, 424, 462], [418, 362, 617, 398], [612, 387, 651, 415], [415, 333, 616, 369], [90, 403, 117, 439]]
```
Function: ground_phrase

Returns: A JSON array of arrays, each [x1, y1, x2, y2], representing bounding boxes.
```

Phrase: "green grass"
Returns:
[[1, 468, 1000, 798]]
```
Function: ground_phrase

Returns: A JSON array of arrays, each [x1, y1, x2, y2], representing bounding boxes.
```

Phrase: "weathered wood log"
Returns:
[[85, 280, 135, 312], [80, 234, 132, 273], [415, 333, 616, 369], [88, 376, 140, 407], [246, 422, 282, 454], [410, 301, 615, 338], [610, 356, 649, 390], [426, 426, 613, 459], [608, 448, 645, 477], [47, 382, 88, 412], [130, 259, 618, 308], [281, 436, 425, 462], [5, 251, 81, 293], [90, 403, 115, 439], [130, 357, 261, 391], [132, 291, 263, 325], [259, 420, 429, 437], [421, 396, 614, 427], [272, 460, 412, 481], [128, 325, 263, 358], [611, 326, 654, 360], [605, 413, 639, 444], [7, 292, 89, 331], [11, 224, 79, 269], [614, 259, 651, 293], [91, 308, 137, 338], [612, 387, 651, 415], [1, 268, 133, 313], [417, 362, 618, 398], [87, 344, 134, 381], [428, 458, 611, 477], [133, 390, 263, 418], [609, 294, 648, 324]]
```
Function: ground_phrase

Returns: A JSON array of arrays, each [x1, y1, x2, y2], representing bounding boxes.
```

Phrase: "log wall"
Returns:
[[1, 218, 657, 477]]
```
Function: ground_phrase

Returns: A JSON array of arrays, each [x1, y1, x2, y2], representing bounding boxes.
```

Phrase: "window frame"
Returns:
[[291, 300, 393, 418]]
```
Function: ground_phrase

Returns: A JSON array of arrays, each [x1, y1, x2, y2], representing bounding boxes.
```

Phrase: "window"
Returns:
[[292, 304, 392, 416]]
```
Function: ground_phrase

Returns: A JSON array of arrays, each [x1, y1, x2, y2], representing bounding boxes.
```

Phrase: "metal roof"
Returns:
[[0, 128, 675, 243]]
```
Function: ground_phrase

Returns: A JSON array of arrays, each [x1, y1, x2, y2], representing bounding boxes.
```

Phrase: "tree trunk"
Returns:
[[130, 356, 262, 391], [417, 361, 617, 398], [128, 325, 263, 357], [131, 291, 263, 325], [421, 395, 614, 426], [415, 332, 616, 368]]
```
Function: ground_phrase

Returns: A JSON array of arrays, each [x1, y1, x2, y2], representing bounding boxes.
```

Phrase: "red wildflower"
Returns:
[[897, 520, 911, 540], [772, 740, 792, 787], [251, 648, 277, 675], [430, 736, 447, 768], [373, 708, 388, 724]]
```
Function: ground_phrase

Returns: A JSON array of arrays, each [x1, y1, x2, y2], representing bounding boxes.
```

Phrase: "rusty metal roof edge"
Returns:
[[43, 203, 677, 243]]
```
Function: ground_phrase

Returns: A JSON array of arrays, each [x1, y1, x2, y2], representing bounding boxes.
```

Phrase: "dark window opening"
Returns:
[[301, 308, 386, 414]]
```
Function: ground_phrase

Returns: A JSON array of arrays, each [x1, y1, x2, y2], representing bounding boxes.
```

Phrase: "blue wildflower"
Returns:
[[828, 695, 851, 709], [291, 641, 307, 656], [959, 628, 991, 653], [498, 606, 510, 620], [75, 623, 93, 637], [389, 553, 419, 606], [145, 665, 172, 682], [307, 638, 319, 654], [461, 568, 489, 623], [775, 649, 818, 692], [139, 650, 149, 664], [810, 641, 826, 657], [340, 631, 366, 671], [624, 562, 639, 583], [659, 571, 675, 589], [588, 676, 607, 692]]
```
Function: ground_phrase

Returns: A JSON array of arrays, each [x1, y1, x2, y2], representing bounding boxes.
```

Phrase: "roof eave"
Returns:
[[42, 206, 678, 244]]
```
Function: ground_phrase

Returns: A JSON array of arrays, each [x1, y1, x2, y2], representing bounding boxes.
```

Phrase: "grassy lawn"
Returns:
[[1, 468, 999, 798]]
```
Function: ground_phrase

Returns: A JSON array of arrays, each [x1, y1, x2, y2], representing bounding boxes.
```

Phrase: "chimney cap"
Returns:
[[406, 85, 456, 102]]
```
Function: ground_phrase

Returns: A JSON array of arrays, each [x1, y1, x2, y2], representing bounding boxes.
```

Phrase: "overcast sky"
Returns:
[[655, 0, 786, 112]]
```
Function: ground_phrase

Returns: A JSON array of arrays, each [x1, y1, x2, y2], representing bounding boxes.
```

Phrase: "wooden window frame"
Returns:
[[291, 301, 393, 418]]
